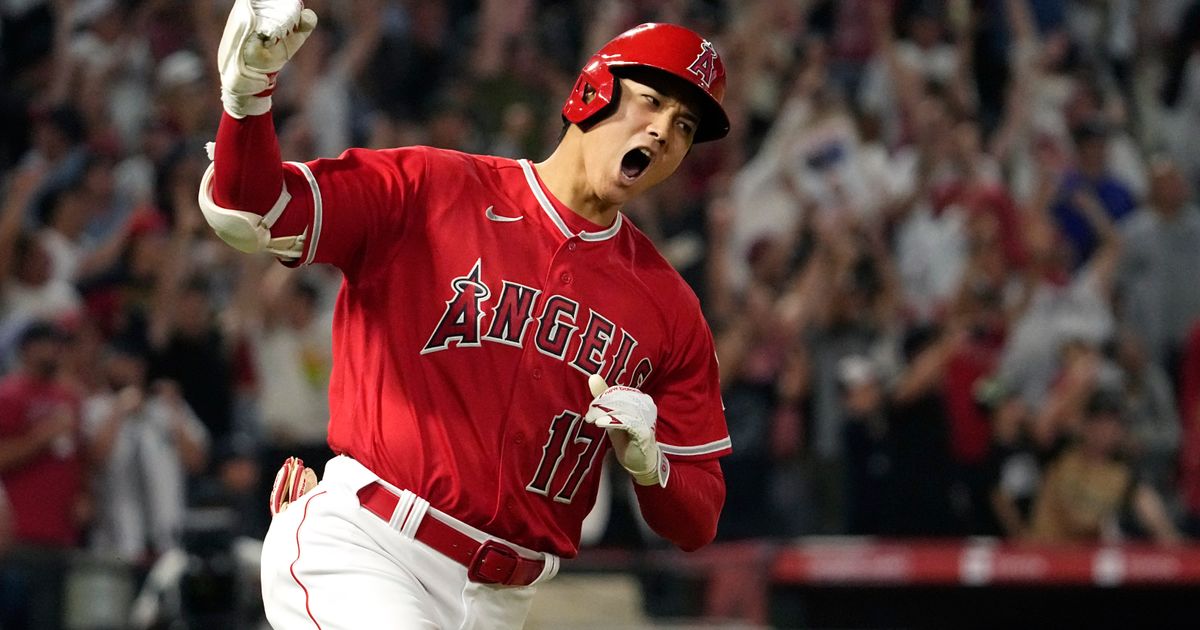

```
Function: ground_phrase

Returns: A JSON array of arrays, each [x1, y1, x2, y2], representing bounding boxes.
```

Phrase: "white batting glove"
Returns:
[[585, 375, 669, 487], [218, 0, 318, 118]]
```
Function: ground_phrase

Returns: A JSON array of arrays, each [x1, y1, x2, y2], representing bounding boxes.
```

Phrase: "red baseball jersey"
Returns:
[[276, 146, 730, 557]]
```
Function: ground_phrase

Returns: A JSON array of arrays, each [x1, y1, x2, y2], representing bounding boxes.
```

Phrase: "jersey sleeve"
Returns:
[[646, 298, 732, 461], [280, 147, 429, 277]]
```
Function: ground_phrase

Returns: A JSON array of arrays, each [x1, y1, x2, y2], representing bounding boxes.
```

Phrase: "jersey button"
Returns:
[[514, 432, 524, 444], [532, 368, 543, 380], [506, 500, 515, 511], [567, 241, 578, 252], [560, 272, 572, 285]]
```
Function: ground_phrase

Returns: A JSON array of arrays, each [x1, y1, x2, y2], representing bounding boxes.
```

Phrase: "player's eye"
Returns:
[[677, 119, 696, 136], [643, 94, 661, 108]]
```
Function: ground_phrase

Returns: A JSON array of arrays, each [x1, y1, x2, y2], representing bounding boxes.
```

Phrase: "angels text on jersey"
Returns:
[[421, 258, 654, 389]]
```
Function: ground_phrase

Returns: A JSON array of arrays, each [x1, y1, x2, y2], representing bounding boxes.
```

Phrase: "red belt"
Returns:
[[357, 482, 545, 587]]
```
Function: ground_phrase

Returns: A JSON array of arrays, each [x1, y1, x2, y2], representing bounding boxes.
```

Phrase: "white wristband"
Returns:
[[222, 89, 273, 119]]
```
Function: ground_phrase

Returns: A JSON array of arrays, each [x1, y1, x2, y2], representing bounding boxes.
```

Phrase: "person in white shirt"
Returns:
[[83, 339, 208, 563]]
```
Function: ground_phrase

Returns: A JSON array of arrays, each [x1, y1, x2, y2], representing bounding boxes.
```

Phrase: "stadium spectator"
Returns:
[[1175, 319, 1200, 536], [839, 354, 892, 535], [231, 263, 335, 531], [994, 184, 1119, 413], [36, 179, 91, 283], [882, 324, 959, 536], [984, 383, 1040, 539], [891, 89, 974, 322], [713, 278, 807, 539], [0, 320, 87, 630], [941, 270, 1011, 533], [1113, 332, 1181, 505], [859, 0, 971, 149], [83, 338, 208, 564], [1159, 1, 1200, 187], [149, 274, 254, 504], [1029, 388, 1182, 545], [792, 217, 900, 535], [1047, 119, 1136, 268], [1116, 158, 1200, 377], [23, 107, 90, 214], [0, 166, 83, 356]]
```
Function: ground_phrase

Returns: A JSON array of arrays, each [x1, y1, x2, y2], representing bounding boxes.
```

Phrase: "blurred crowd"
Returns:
[[4, 0, 1200, 626]]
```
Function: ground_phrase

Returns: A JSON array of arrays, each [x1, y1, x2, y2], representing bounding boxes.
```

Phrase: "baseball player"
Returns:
[[202, 1, 732, 627]]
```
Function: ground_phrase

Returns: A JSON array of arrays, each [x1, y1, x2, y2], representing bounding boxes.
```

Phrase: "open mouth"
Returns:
[[620, 148, 652, 182]]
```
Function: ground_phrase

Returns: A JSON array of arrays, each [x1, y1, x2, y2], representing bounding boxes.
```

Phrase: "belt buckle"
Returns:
[[467, 540, 519, 585]]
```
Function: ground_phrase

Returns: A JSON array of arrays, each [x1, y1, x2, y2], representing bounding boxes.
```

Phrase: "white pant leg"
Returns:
[[261, 461, 539, 630], [458, 581, 537, 630], [261, 485, 440, 629]]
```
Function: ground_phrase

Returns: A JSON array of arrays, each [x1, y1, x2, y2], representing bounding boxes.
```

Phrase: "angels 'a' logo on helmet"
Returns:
[[687, 40, 719, 89]]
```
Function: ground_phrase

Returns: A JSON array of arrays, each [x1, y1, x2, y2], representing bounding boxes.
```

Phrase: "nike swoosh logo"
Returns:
[[484, 205, 523, 223]]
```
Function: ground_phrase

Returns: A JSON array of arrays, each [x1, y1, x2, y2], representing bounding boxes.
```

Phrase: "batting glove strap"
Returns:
[[218, 0, 317, 118], [629, 444, 670, 488]]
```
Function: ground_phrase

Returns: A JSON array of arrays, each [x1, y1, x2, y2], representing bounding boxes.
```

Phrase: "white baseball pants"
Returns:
[[260, 456, 559, 629]]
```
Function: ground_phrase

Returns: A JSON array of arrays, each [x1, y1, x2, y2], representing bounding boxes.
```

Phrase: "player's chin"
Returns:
[[601, 177, 639, 205]]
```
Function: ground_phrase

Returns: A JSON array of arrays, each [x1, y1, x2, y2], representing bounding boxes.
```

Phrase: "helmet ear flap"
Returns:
[[563, 61, 618, 127]]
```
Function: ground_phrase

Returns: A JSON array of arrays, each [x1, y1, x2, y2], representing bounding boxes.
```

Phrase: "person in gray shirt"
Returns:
[[1117, 158, 1200, 376]]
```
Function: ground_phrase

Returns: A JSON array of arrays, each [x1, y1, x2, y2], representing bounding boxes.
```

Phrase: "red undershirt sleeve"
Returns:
[[211, 112, 310, 239], [633, 457, 725, 551]]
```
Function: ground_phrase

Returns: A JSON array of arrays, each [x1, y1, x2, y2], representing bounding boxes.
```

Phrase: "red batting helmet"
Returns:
[[562, 23, 729, 143]]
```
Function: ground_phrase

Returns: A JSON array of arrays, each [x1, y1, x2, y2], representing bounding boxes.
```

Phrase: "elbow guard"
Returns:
[[197, 146, 306, 260]]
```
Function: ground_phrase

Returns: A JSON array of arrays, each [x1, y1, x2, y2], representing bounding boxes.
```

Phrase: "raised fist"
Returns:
[[218, 0, 318, 118]]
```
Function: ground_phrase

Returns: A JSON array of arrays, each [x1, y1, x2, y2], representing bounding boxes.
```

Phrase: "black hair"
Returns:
[[1085, 388, 1126, 420], [183, 273, 212, 295], [108, 333, 151, 362], [902, 323, 942, 364], [12, 232, 36, 266], [850, 255, 882, 295], [18, 320, 68, 350], [42, 106, 86, 145], [1071, 117, 1109, 146], [153, 141, 188, 222], [37, 177, 86, 227]]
